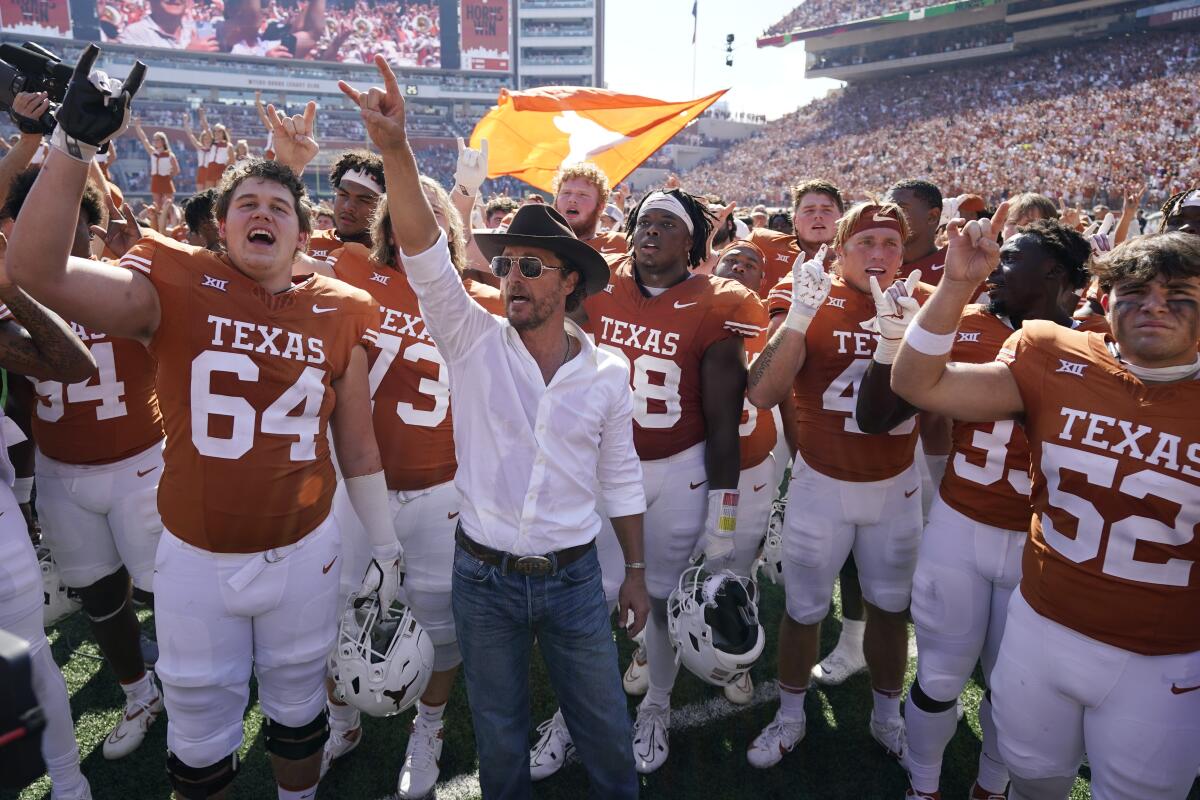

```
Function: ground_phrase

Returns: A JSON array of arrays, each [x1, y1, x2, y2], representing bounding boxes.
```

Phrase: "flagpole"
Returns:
[[691, 0, 698, 96]]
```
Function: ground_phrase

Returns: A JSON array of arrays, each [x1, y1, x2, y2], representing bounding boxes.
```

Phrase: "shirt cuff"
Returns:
[[601, 485, 647, 518]]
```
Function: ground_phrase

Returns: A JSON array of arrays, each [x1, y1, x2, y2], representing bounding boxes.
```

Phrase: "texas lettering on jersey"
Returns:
[[328, 242, 501, 491], [768, 273, 932, 481], [998, 321, 1200, 655], [585, 257, 766, 461], [120, 236, 380, 554]]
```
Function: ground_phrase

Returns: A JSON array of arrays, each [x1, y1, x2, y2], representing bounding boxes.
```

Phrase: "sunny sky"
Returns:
[[602, 0, 843, 120]]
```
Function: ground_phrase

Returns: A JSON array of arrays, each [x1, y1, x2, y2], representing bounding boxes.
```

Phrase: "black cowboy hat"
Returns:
[[474, 205, 611, 296]]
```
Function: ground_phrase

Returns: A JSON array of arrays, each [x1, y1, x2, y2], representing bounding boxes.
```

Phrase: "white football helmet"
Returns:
[[39, 548, 80, 627], [666, 566, 765, 687], [331, 594, 433, 718], [754, 502, 786, 587]]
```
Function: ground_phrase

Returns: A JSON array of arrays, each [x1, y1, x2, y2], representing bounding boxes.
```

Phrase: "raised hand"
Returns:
[[782, 243, 832, 334], [944, 201, 1008, 286], [868, 269, 921, 364], [265, 100, 318, 173], [338, 55, 408, 152], [453, 136, 488, 196], [91, 201, 143, 258], [52, 44, 147, 161], [9, 91, 51, 136], [1086, 212, 1116, 254]]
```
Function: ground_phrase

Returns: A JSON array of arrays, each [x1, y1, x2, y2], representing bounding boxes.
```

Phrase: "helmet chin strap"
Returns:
[[1108, 341, 1200, 382]]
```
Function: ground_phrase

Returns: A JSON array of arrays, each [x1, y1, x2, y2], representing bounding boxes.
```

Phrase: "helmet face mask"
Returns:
[[40, 548, 81, 627], [330, 593, 434, 717], [754, 505, 786, 587], [666, 566, 766, 687]]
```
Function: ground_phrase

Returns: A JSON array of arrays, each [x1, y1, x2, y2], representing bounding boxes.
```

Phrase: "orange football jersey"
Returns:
[[739, 328, 777, 471], [898, 246, 947, 286], [748, 228, 801, 298], [583, 230, 628, 256], [999, 321, 1200, 655], [306, 230, 342, 259], [120, 237, 380, 554], [584, 257, 767, 461], [329, 243, 501, 491], [768, 273, 930, 482], [0, 299, 163, 467]]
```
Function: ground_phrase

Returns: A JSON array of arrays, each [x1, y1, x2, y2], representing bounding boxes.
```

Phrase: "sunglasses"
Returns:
[[490, 256, 565, 279]]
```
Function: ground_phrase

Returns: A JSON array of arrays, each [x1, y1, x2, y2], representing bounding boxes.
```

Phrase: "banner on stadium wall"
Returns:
[[470, 86, 727, 193], [459, 0, 509, 71], [0, 0, 72, 37]]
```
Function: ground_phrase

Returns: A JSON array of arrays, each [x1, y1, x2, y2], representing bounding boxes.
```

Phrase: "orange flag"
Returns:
[[469, 86, 728, 193]]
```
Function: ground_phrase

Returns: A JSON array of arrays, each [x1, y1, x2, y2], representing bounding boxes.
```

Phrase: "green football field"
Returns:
[[11, 584, 1198, 800]]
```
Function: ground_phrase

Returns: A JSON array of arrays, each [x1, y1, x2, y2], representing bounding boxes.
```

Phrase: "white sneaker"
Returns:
[[529, 711, 575, 781], [747, 712, 806, 768], [623, 644, 648, 696], [397, 717, 444, 799], [810, 640, 867, 685], [320, 725, 362, 778], [870, 713, 907, 760], [631, 702, 670, 774], [723, 671, 753, 705], [101, 680, 163, 759]]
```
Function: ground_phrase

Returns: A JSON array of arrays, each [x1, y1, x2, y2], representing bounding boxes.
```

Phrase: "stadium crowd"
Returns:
[[686, 31, 1199, 210], [765, 0, 932, 34]]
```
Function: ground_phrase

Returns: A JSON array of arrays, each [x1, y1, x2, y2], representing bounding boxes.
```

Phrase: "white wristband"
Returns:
[[782, 307, 814, 335], [12, 476, 33, 504], [873, 336, 902, 365], [904, 322, 956, 356]]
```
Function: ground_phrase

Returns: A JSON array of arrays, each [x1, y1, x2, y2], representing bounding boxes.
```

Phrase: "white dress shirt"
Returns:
[[402, 232, 645, 554]]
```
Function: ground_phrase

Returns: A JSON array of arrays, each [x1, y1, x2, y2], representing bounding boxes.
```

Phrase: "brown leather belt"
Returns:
[[455, 525, 594, 577]]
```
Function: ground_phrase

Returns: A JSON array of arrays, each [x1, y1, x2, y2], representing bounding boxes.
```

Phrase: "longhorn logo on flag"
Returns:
[[469, 86, 728, 193]]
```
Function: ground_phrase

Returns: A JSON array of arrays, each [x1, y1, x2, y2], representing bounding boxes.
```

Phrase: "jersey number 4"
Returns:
[[822, 359, 914, 435]]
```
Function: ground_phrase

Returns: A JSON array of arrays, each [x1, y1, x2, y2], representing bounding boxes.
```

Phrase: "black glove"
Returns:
[[50, 44, 146, 161]]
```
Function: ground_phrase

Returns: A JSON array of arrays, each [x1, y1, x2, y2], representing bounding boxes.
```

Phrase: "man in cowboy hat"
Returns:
[[338, 56, 650, 799]]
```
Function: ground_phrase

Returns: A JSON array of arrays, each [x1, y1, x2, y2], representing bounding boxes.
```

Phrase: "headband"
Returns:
[[846, 204, 905, 240], [1182, 190, 1200, 209], [718, 240, 766, 265], [340, 167, 383, 196], [638, 191, 694, 235]]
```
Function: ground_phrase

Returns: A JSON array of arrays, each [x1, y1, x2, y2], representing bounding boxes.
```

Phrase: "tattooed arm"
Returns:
[[747, 312, 807, 409], [0, 235, 95, 383]]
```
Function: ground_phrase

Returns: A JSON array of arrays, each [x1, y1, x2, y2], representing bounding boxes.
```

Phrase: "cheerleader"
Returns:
[[133, 121, 179, 234], [209, 122, 234, 185], [182, 109, 214, 191]]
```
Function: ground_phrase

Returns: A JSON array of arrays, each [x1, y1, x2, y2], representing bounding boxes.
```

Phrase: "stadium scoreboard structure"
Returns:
[[758, 0, 1200, 83]]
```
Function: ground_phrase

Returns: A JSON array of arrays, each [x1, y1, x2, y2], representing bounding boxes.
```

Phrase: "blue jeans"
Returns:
[[451, 542, 637, 799]]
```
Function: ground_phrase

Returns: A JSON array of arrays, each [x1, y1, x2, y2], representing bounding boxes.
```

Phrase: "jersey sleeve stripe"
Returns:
[[119, 259, 152, 274], [121, 254, 152, 266], [725, 321, 766, 334]]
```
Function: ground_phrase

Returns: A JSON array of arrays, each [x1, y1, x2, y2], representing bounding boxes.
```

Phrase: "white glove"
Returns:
[[453, 136, 488, 197], [783, 244, 831, 335], [939, 194, 966, 227], [356, 541, 403, 612], [1085, 212, 1116, 254], [702, 489, 739, 565], [867, 269, 922, 364]]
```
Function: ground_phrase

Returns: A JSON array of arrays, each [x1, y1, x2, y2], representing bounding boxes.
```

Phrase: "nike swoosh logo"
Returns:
[[872, 212, 895, 223], [690, 480, 707, 490], [312, 305, 337, 314], [674, 301, 697, 309], [931, 264, 944, 271], [447, 511, 459, 520], [136, 467, 158, 478], [1170, 682, 1200, 695], [322, 556, 337, 574], [753, 484, 767, 492], [904, 487, 919, 498]]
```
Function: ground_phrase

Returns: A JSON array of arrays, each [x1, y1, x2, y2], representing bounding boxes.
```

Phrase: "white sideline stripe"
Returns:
[[371, 682, 782, 800]]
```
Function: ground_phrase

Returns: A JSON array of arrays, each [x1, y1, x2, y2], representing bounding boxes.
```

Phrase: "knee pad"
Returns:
[[432, 639, 461, 672], [263, 710, 329, 761], [78, 568, 131, 621], [910, 678, 958, 713], [166, 751, 239, 800]]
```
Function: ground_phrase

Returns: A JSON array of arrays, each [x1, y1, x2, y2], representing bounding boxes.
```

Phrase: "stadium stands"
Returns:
[[766, 0, 934, 35], [684, 30, 1199, 209]]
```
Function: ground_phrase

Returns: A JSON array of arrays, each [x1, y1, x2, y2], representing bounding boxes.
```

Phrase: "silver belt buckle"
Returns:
[[512, 555, 553, 576]]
